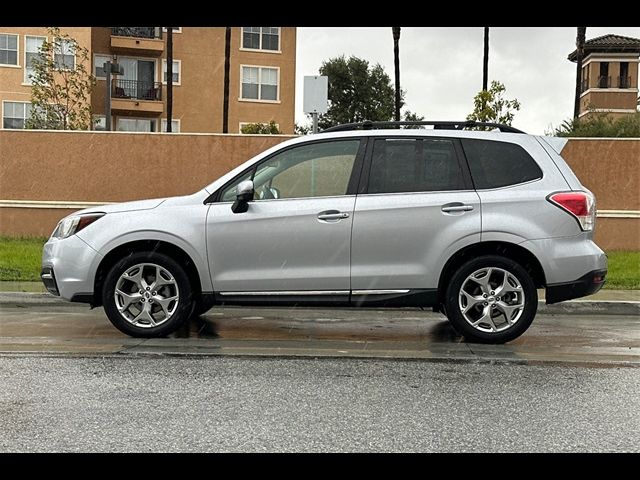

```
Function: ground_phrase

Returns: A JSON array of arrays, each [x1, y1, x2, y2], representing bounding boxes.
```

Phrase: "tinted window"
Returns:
[[219, 140, 360, 202], [368, 138, 464, 194], [461, 139, 543, 189]]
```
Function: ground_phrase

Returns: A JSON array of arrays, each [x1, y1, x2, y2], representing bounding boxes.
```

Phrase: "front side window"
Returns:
[[241, 66, 278, 101], [54, 39, 75, 70], [3, 101, 31, 129], [0, 34, 18, 66], [25, 36, 46, 83], [461, 138, 542, 189], [368, 138, 464, 194], [161, 119, 180, 132], [220, 140, 361, 202], [241, 27, 279, 51]]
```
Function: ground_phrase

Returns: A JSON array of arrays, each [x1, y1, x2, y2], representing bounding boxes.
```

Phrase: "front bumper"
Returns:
[[41, 234, 103, 301], [40, 266, 59, 296], [545, 269, 607, 304]]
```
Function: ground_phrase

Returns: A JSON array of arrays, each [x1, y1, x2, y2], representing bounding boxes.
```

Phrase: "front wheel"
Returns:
[[444, 255, 537, 344], [102, 251, 194, 338]]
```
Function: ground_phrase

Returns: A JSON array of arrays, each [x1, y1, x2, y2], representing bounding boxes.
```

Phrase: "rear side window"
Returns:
[[368, 138, 465, 194], [461, 139, 542, 189]]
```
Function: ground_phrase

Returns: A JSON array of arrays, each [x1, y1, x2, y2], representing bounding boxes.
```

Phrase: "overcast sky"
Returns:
[[294, 27, 640, 134]]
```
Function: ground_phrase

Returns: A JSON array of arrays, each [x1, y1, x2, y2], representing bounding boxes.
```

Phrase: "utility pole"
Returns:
[[392, 27, 401, 122], [166, 27, 173, 132]]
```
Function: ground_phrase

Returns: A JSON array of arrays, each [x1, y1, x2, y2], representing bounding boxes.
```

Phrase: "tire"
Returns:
[[102, 251, 194, 338], [444, 255, 537, 344]]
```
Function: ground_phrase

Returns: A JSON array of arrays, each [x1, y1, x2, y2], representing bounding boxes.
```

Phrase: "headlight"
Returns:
[[51, 213, 105, 239]]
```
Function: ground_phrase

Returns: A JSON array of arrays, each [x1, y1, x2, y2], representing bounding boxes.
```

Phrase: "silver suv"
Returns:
[[41, 121, 607, 343]]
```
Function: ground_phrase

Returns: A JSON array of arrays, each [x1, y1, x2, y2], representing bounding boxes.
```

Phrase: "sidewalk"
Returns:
[[1, 282, 638, 316]]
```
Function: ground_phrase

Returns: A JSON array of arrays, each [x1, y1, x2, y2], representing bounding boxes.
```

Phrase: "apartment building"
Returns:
[[0, 27, 296, 133]]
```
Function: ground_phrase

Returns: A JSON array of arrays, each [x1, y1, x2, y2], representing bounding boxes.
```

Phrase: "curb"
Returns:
[[1, 291, 638, 316]]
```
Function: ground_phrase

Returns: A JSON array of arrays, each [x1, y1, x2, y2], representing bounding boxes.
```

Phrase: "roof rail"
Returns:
[[322, 120, 526, 134]]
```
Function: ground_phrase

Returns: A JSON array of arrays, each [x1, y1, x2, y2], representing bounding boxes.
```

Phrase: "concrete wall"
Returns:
[[0, 131, 638, 251]]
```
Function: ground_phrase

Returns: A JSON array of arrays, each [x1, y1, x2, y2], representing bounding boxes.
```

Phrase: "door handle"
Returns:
[[441, 204, 474, 213], [317, 210, 350, 221]]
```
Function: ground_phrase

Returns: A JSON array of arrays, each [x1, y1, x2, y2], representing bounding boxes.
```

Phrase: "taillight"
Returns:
[[547, 191, 595, 231]]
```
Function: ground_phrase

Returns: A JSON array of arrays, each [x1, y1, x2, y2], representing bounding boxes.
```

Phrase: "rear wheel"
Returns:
[[444, 255, 537, 344], [102, 251, 194, 338]]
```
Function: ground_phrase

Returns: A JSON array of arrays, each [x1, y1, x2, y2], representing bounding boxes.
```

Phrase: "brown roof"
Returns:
[[568, 34, 640, 61]]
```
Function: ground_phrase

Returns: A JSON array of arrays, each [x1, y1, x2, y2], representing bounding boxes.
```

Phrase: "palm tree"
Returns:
[[223, 27, 231, 133], [166, 27, 173, 132], [483, 27, 489, 91], [574, 27, 587, 119], [392, 27, 401, 122]]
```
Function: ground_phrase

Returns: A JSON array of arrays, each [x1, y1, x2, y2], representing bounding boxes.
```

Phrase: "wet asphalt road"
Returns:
[[1, 355, 639, 452], [1, 300, 639, 452]]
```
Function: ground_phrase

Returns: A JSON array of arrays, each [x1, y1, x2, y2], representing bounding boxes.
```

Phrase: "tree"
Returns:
[[574, 27, 587, 119], [26, 27, 96, 130], [240, 120, 281, 134], [402, 110, 426, 128], [467, 80, 521, 127], [294, 122, 311, 135], [553, 112, 640, 138], [318, 55, 401, 130]]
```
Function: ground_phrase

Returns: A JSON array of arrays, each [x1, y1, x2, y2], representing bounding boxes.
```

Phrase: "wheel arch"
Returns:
[[93, 240, 203, 307], [436, 241, 546, 308]]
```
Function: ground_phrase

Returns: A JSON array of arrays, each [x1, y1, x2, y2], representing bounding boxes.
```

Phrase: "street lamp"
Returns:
[[103, 59, 123, 131], [392, 27, 401, 122]]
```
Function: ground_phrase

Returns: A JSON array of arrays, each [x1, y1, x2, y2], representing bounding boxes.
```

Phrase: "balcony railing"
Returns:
[[111, 27, 162, 39], [618, 76, 632, 89], [597, 76, 611, 88], [580, 78, 589, 93], [112, 79, 162, 101]]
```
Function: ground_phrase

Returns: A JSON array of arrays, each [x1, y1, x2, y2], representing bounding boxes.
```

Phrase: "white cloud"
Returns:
[[295, 26, 640, 134]]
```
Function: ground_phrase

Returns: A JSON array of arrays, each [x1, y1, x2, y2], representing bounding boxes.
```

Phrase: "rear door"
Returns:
[[350, 136, 481, 299]]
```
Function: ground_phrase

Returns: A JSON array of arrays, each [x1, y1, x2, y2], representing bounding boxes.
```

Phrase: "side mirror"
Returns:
[[231, 180, 254, 214]]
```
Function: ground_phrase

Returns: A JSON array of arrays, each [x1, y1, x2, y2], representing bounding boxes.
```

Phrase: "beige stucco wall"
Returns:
[[0, 131, 637, 250]]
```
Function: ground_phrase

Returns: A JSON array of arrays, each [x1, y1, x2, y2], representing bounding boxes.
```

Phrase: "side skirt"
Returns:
[[210, 289, 438, 308]]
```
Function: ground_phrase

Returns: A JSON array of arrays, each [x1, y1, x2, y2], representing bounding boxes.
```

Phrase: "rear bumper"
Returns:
[[545, 269, 607, 304]]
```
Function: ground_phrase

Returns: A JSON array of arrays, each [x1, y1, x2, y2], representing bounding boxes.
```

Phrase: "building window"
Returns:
[[54, 38, 75, 70], [162, 59, 181, 85], [598, 62, 609, 88], [92, 115, 106, 131], [162, 27, 182, 33], [0, 33, 18, 66], [241, 27, 280, 52], [241, 66, 278, 101], [117, 117, 156, 132], [619, 62, 630, 88], [161, 119, 180, 132], [94, 54, 111, 79], [3, 101, 31, 129], [24, 36, 46, 83]]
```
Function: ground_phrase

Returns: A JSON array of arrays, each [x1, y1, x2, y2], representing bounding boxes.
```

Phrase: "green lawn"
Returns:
[[0, 236, 638, 289], [0, 236, 47, 282]]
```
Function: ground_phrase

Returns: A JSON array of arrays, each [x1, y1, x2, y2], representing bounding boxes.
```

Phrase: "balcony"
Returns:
[[110, 79, 163, 115], [618, 76, 632, 89], [597, 76, 611, 89], [110, 27, 164, 56]]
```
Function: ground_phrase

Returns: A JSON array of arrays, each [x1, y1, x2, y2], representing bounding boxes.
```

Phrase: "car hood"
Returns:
[[73, 192, 207, 216]]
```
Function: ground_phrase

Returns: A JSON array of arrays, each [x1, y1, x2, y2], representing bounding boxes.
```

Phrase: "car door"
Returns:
[[206, 138, 365, 302], [350, 136, 481, 302]]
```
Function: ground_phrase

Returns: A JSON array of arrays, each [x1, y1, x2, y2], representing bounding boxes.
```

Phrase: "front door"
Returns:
[[351, 136, 481, 294], [207, 139, 364, 299]]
